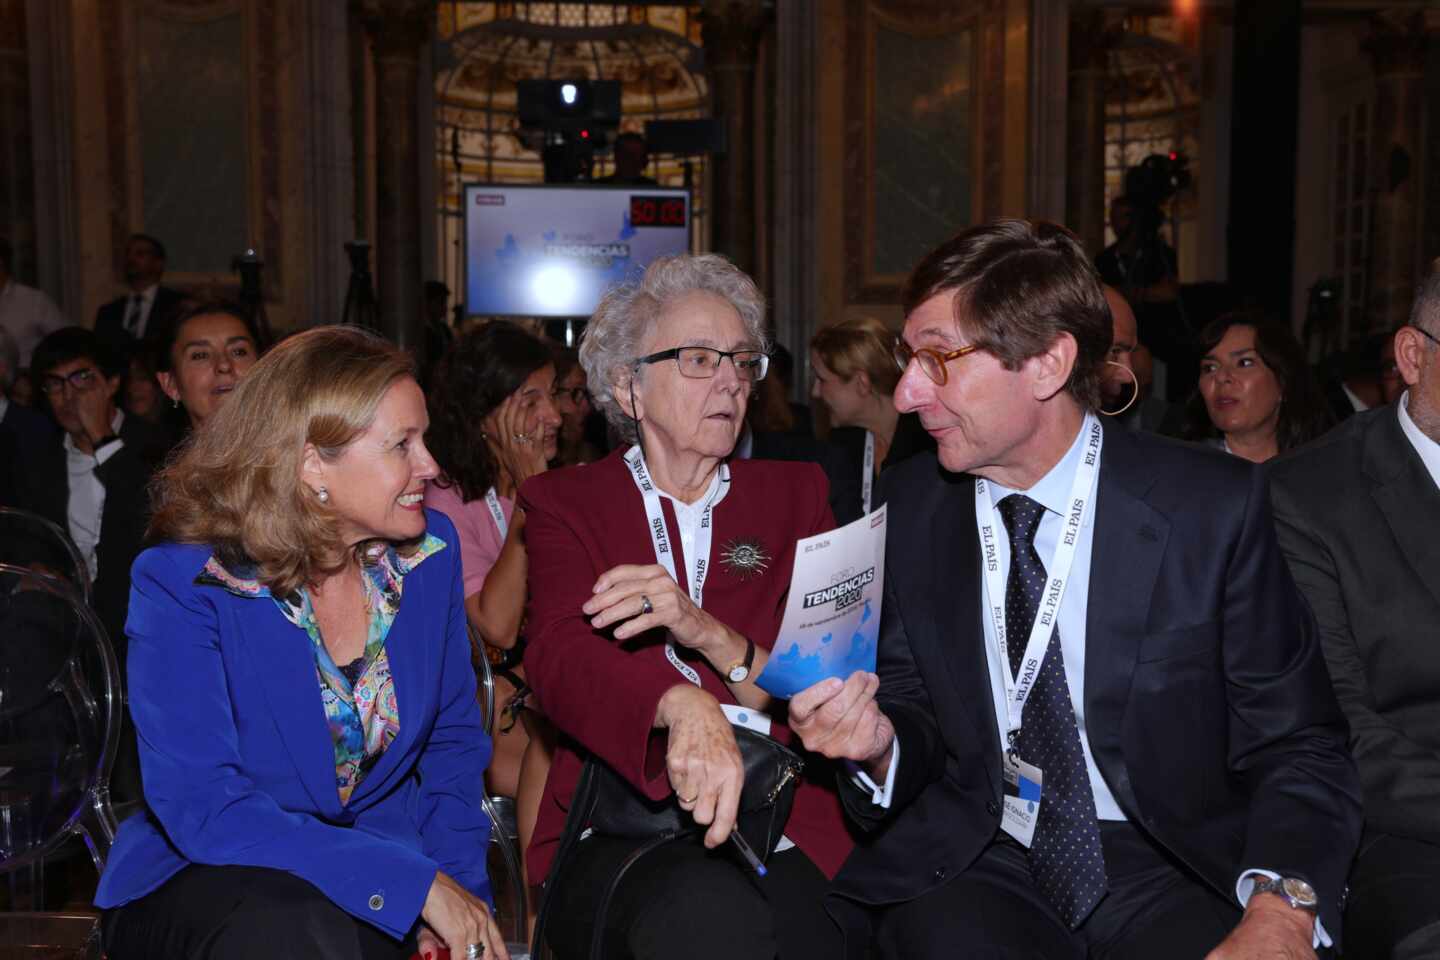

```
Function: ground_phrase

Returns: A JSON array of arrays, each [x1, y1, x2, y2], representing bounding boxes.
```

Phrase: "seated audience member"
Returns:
[[423, 320, 561, 883], [94, 234, 184, 350], [1099, 284, 1139, 415], [1379, 330, 1405, 405], [791, 219, 1361, 959], [1321, 334, 1385, 423], [522, 254, 856, 959], [152, 301, 262, 431], [1180, 312, 1331, 462], [24, 328, 168, 648], [95, 326, 504, 960], [0, 326, 56, 508], [122, 343, 165, 425], [0, 237, 66, 367], [809, 315, 933, 525], [551, 346, 602, 466], [10, 366, 33, 406], [1270, 260, 1440, 960], [771, 342, 814, 436]]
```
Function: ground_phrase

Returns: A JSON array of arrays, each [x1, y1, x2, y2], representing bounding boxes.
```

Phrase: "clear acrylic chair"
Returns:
[[471, 624, 528, 945], [0, 563, 121, 902], [0, 507, 93, 606]]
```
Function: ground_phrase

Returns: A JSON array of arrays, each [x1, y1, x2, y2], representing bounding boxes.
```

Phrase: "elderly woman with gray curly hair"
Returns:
[[519, 254, 858, 959]]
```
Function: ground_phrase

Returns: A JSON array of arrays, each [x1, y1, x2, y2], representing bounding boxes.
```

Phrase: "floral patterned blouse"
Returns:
[[196, 534, 448, 804]]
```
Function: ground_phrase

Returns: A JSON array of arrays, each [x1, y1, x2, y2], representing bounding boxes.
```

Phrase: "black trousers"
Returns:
[[103, 864, 415, 960], [873, 822, 1242, 959], [1345, 833, 1440, 960], [542, 834, 848, 960]]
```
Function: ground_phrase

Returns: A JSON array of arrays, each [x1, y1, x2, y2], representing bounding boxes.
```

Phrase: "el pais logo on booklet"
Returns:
[[801, 566, 877, 612]]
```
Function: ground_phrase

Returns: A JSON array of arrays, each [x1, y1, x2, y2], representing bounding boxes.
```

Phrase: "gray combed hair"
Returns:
[[579, 253, 768, 441]]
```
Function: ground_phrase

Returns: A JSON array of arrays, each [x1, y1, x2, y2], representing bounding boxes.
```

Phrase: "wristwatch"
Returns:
[[1250, 876, 1319, 915], [726, 638, 756, 683]]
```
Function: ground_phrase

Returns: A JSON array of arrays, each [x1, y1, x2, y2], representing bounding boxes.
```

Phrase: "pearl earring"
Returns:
[[317, 487, 329, 503]]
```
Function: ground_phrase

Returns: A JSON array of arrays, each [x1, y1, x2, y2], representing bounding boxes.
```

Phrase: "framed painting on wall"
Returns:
[[846, 0, 979, 303]]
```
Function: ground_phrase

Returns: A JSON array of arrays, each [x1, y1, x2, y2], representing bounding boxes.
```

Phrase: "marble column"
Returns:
[[1065, 9, 1112, 256], [702, 0, 768, 277], [359, 0, 428, 351], [1363, 13, 1428, 335]]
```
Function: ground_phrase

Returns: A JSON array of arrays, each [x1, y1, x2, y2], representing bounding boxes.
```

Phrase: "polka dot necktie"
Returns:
[[998, 493, 1108, 929]]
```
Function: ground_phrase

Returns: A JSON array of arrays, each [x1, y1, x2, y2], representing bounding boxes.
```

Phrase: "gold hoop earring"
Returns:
[[1099, 361, 1141, 417]]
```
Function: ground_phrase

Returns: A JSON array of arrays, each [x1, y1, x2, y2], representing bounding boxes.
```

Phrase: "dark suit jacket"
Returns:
[[823, 415, 936, 527], [22, 414, 167, 646], [519, 450, 856, 884], [1270, 405, 1440, 847], [0, 401, 58, 510], [93, 286, 185, 350], [832, 421, 1362, 940]]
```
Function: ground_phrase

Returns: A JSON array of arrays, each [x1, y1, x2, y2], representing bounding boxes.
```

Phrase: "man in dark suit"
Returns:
[[0, 325, 57, 508], [791, 219, 1362, 958], [24, 327, 166, 803], [1269, 259, 1440, 960], [93, 233, 185, 350]]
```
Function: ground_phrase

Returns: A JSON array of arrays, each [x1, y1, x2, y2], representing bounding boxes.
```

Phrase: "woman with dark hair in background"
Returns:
[[550, 346, 602, 466], [423, 320, 562, 893], [810, 315, 933, 525], [121, 341, 170, 430], [152, 301, 263, 431], [1180, 312, 1332, 463]]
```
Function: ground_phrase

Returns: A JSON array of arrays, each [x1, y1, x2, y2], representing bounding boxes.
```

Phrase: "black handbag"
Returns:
[[531, 725, 805, 960]]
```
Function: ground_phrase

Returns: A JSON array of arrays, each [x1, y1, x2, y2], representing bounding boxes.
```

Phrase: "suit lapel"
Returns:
[[924, 471, 1002, 773], [243, 597, 345, 817], [1082, 424, 1169, 806], [1366, 410, 1440, 611]]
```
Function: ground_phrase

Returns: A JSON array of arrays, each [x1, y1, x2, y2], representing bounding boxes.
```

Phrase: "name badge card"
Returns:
[[1001, 753, 1044, 848]]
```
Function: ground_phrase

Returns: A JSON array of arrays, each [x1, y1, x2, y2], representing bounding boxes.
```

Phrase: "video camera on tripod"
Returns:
[[1121, 151, 1191, 240]]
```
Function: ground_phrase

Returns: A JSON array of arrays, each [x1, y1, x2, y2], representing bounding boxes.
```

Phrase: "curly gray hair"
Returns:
[[579, 253, 769, 441]]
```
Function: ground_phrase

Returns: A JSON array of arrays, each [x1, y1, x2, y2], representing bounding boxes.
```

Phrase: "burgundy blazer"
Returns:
[[520, 449, 856, 882]]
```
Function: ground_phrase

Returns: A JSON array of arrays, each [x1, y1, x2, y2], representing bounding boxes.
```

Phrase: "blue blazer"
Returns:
[[94, 509, 492, 939]]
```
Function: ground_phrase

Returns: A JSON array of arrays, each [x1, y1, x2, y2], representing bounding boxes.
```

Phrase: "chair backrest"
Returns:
[[468, 623, 498, 736], [0, 507, 93, 605], [0, 563, 120, 875]]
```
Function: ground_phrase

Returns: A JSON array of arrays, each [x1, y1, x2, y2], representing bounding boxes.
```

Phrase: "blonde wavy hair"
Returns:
[[148, 325, 415, 596], [810, 314, 901, 396]]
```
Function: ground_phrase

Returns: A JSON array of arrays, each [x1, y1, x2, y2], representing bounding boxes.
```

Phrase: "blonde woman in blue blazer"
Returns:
[[95, 327, 508, 960]]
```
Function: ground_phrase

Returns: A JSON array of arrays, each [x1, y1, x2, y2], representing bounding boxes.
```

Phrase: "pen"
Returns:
[[729, 829, 767, 877]]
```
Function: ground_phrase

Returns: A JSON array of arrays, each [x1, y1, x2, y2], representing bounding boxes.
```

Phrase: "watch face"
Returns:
[[1282, 877, 1318, 907], [728, 666, 749, 682]]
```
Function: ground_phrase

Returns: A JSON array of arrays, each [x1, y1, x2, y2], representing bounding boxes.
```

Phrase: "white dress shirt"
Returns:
[[0, 279, 66, 366], [1398, 391, 1440, 492], [64, 410, 125, 583], [124, 285, 160, 339]]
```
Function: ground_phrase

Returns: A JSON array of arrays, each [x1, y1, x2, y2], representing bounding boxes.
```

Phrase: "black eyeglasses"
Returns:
[[39, 367, 102, 396], [636, 346, 770, 382]]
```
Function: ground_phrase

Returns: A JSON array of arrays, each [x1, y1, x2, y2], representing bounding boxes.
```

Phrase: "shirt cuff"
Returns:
[[846, 738, 899, 809], [93, 437, 125, 466], [1236, 869, 1330, 949]]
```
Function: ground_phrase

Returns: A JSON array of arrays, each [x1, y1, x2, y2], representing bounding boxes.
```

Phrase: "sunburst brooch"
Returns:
[[719, 538, 770, 580]]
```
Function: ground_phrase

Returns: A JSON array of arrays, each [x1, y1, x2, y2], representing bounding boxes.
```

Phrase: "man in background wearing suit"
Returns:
[[1269, 258, 1440, 960], [0, 326, 56, 508], [791, 219, 1361, 959], [23, 327, 167, 802], [93, 234, 184, 350]]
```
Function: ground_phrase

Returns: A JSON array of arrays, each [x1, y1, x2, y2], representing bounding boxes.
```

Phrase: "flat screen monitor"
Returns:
[[463, 184, 691, 318]]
